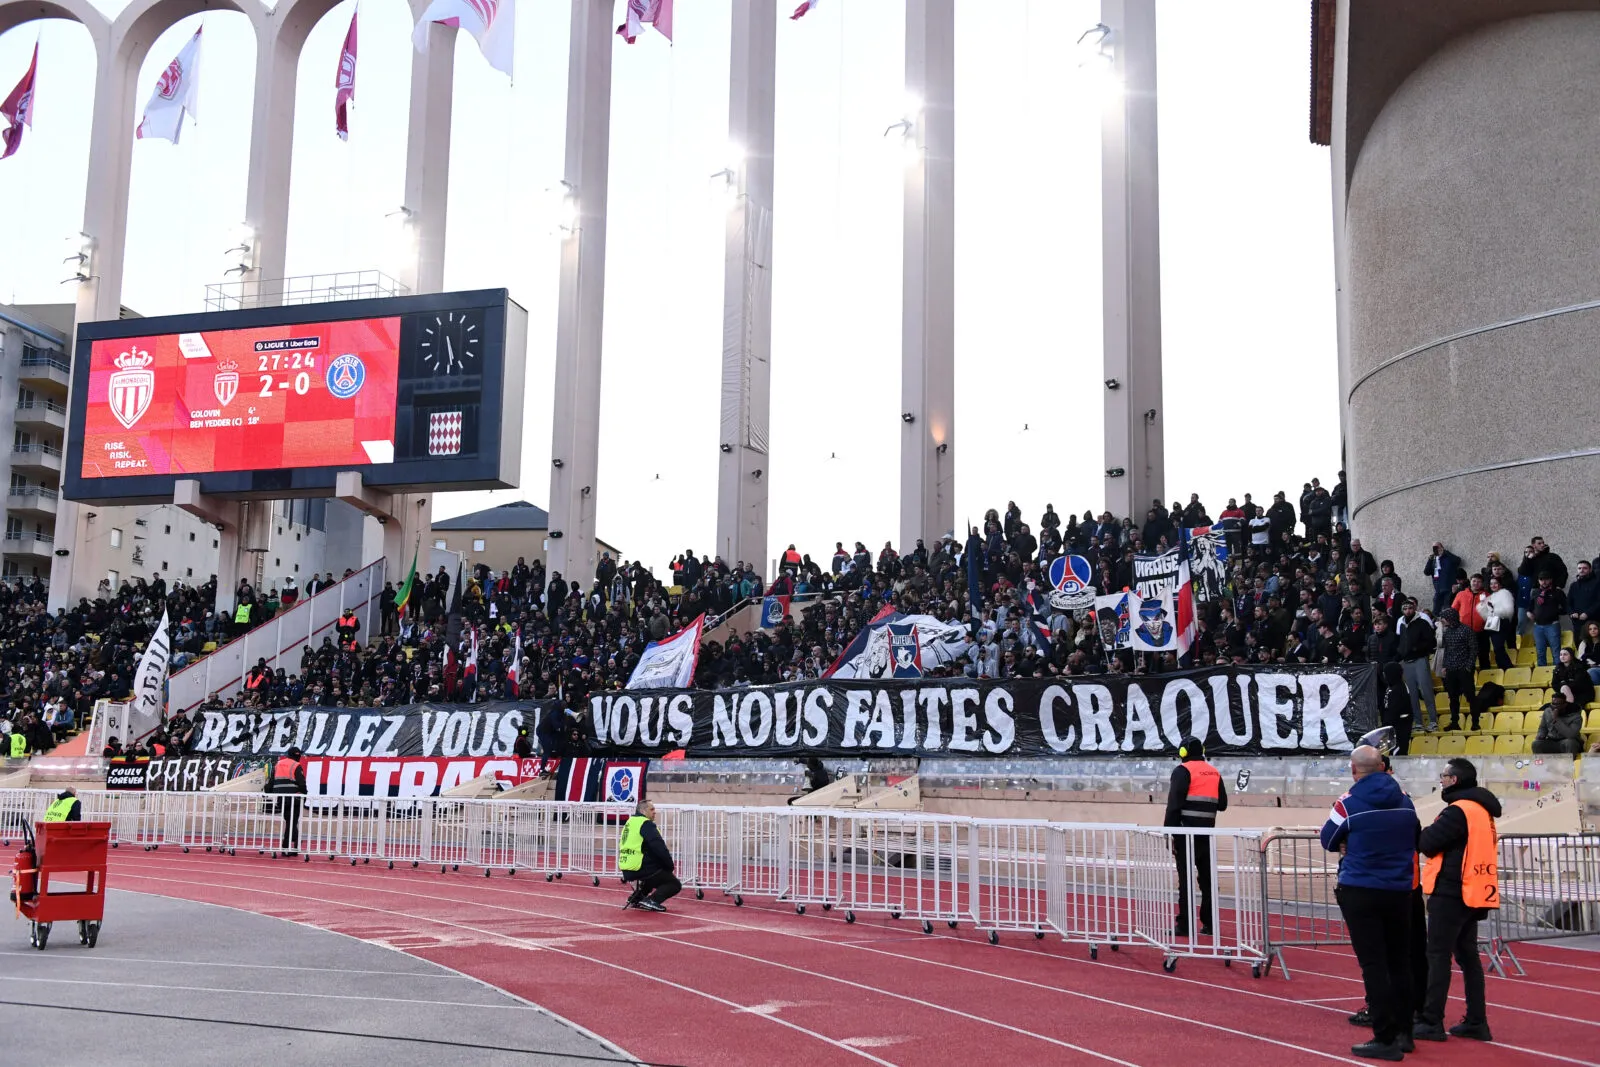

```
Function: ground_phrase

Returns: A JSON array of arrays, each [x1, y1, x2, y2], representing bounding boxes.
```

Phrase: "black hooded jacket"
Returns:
[[1419, 783, 1502, 899]]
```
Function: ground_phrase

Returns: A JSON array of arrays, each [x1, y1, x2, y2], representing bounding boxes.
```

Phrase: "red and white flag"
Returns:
[[464, 626, 480, 700], [413, 0, 515, 77], [1, 40, 38, 161], [137, 25, 203, 143], [617, 0, 672, 43], [334, 7, 358, 141], [791, 0, 820, 19], [506, 629, 522, 697]]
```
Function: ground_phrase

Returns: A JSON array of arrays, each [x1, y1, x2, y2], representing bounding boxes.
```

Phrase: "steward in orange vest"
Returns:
[[1164, 738, 1227, 938], [1415, 757, 1500, 1042], [265, 746, 308, 857]]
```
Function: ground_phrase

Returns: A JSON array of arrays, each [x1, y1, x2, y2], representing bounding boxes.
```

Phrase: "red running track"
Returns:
[[107, 850, 1599, 1067]]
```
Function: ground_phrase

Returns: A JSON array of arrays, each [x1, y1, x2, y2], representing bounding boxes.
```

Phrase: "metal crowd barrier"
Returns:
[[5, 788, 1596, 979]]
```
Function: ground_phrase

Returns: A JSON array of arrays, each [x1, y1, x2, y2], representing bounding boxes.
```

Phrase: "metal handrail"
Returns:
[[6, 487, 59, 502], [18, 353, 70, 374], [2, 531, 54, 544], [15, 398, 67, 415], [12, 442, 61, 458]]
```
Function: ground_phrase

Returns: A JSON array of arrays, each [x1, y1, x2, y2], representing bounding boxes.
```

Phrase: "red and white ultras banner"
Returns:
[[305, 756, 537, 797]]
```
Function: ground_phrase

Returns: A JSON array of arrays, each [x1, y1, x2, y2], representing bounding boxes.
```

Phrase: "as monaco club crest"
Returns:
[[157, 59, 184, 100], [212, 360, 238, 407], [108, 347, 154, 430]]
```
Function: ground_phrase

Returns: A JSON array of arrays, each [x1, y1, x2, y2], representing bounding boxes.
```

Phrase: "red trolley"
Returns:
[[11, 821, 110, 950]]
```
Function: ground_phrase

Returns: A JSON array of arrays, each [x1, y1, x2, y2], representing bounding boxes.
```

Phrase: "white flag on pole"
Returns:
[[626, 613, 704, 690], [128, 609, 172, 741], [413, 0, 515, 77], [137, 26, 204, 143]]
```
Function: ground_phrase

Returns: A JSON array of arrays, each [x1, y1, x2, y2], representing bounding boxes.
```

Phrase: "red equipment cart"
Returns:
[[11, 821, 110, 950]]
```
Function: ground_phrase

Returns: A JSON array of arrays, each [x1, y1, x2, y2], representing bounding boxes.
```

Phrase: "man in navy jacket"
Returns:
[[1323, 745, 1421, 1061]]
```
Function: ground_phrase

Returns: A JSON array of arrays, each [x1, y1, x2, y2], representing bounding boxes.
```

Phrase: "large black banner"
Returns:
[[192, 666, 1376, 760]]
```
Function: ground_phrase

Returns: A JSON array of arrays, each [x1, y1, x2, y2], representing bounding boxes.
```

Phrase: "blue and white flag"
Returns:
[[760, 595, 790, 629]]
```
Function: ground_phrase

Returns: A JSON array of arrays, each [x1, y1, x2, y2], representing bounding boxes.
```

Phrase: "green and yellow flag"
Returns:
[[394, 546, 419, 619]]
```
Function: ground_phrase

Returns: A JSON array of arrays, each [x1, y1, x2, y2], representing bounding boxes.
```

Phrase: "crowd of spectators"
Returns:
[[7, 470, 1599, 760]]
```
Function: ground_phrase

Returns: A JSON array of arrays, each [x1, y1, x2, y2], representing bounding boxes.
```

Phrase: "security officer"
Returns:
[[1414, 757, 1500, 1043], [336, 609, 360, 649], [7, 726, 26, 759], [1322, 745, 1420, 1061], [43, 788, 81, 822], [618, 800, 680, 913], [265, 746, 308, 856], [1164, 737, 1227, 936]]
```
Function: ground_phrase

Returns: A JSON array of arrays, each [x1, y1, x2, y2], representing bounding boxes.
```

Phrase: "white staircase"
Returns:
[[166, 558, 386, 715]]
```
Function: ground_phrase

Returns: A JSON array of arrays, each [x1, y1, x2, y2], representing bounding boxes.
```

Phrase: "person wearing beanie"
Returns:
[[1163, 737, 1227, 938]]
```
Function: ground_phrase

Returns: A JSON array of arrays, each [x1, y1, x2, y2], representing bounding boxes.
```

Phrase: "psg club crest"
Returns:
[[1047, 554, 1097, 610], [108, 347, 155, 430], [212, 360, 238, 407], [428, 410, 463, 456], [325, 353, 365, 399], [888, 622, 923, 678]]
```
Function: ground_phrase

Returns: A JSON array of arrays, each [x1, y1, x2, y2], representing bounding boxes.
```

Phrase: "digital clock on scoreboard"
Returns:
[[64, 290, 526, 505]]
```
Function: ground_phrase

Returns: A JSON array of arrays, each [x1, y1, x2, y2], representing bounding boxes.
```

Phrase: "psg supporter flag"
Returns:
[[554, 757, 602, 802], [760, 595, 790, 629], [602, 760, 648, 804]]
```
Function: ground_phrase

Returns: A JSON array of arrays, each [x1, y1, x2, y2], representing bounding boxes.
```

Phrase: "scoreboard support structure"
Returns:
[[174, 480, 244, 618], [336, 472, 433, 574]]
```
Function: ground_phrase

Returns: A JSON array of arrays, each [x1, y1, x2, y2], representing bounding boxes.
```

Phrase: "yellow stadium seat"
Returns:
[[1493, 734, 1525, 755], [1562, 630, 1575, 648], [1530, 666, 1554, 687], [1513, 645, 1536, 666], [1501, 667, 1533, 688], [1463, 734, 1496, 756], [1522, 711, 1543, 733], [1587, 709, 1600, 732], [1409, 735, 1439, 755], [1436, 734, 1467, 756], [1476, 668, 1504, 687], [1503, 689, 1535, 708], [202, 641, 217, 653], [1493, 712, 1525, 734]]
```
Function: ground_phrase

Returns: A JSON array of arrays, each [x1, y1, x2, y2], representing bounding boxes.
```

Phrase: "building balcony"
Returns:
[[2, 531, 55, 560], [6, 486, 58, 519], [17, 353, 70, 391], [10, 442, 62, 476], [14, 398, 68, 433]]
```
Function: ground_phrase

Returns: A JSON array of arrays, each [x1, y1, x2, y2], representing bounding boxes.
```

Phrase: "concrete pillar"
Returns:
[[242, 16, 312, 295], [400, 7, 457, 294], [49, 29, 133, 612], [1100, 0, 1164, 521], [715, 0, 776, 574], [900, 0, 956, 553], [546, 0, 614, 589]]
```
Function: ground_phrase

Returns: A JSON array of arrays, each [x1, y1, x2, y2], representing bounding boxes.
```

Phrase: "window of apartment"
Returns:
[[9, 475, 24, 490], [5, 518, 21, 537], [110, 528, 123, 548], [106, 569, 119, 586], [434, 539, 447, 550], [1, 562, 16, 577], [473, 539, 486, 552]]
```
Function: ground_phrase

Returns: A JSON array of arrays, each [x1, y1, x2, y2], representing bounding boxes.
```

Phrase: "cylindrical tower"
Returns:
[[1342, 10, 1600, 574]]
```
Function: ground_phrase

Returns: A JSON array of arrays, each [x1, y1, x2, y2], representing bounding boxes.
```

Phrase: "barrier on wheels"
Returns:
[[3, 787, 1596, 980], [1259, 831, 1348, 979], [1488, 832, 1600, 976]]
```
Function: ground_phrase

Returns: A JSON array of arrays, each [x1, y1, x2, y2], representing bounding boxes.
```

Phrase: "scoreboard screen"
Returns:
[[81, 317, 402, 478], [65, 289, 526, 504]]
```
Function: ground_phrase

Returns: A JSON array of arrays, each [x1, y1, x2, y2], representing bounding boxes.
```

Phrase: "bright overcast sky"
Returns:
[[0, 0, 1337, 576]]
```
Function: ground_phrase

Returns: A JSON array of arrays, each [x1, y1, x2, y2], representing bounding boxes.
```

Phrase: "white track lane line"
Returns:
[[0, 974, 550, 1011], [518, 861, 1600, 1057], [245, 856, 1594, 1067], [120, 856, 1340, 1067], [0, 949, 455, 979], [108, 866, 1036, 1067]]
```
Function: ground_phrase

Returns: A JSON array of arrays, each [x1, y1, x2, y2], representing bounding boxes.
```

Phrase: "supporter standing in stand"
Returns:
[[1526, 571, 1568, 668], [1413, 758, 1499, 1043], [1322, 745, 1420, 1061], [1396, 599, 1438, 732], [1439, 609, 1477, 731]]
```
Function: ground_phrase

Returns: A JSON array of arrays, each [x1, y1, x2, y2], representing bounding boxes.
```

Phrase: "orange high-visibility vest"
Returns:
[[1422, 799, 1499, 909], [1179, 760, 1222, 822]]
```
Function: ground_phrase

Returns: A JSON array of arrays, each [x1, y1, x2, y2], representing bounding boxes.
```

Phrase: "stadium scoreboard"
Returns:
[[64, 290, 525, 504]]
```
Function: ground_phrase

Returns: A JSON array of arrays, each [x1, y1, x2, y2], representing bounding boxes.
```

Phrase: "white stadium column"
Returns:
[[900, 0, 955, 554], [401, 4, 457, 295], [546, 0, 614, 587], [715, 0, 777, 574], [1100, 0, 1164, 521], [242, 12, 311, 295], [49, 22, 133, 612]]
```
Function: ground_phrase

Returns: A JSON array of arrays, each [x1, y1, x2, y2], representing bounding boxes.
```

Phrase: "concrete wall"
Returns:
[[1345, 11, 1600, 579]]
